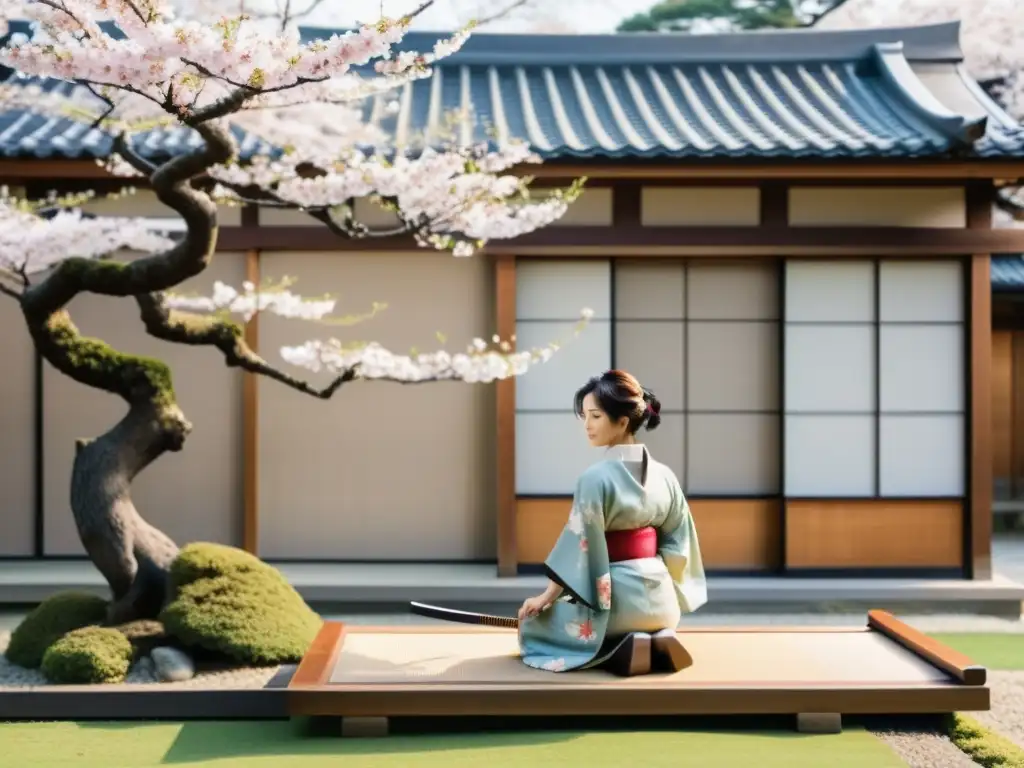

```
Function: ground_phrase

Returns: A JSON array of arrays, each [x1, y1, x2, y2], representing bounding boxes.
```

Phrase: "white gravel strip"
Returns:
[[870, 727, 979, 768], [0, 631, 279, 690], [973, 670, 1024, 750]]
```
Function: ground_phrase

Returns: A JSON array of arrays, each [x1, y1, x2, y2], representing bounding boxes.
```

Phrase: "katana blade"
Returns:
[[409, 601, 519, 629]]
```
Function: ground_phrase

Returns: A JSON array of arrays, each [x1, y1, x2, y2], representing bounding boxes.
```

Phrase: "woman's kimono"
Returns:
[[519, 444, 706, 672]]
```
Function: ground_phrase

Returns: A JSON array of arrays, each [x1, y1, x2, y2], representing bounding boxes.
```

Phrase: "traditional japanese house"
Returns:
[[2, 20, 1024, 587]]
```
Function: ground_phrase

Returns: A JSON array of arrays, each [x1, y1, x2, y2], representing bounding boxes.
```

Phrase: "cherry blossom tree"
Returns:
[[0, 0, 589, 623]]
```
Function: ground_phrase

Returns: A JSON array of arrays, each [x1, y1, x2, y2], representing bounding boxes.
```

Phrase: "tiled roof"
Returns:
[[1, 20, 1023, 161], [993, 255, 1024, 290]]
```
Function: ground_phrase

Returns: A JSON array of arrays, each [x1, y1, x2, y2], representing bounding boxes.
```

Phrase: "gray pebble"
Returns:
[[150, 646, 196, 683]]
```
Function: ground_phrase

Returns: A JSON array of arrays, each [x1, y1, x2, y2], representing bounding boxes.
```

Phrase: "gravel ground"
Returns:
[[973, 670, 1024, 750], [870, 727, 979, 768], [0, 631, 279, 690]]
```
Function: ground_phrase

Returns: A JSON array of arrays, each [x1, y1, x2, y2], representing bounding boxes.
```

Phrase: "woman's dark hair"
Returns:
[[573, 369, 662, 434]]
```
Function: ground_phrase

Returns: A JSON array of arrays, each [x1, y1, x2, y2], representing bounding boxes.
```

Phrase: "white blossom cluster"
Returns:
[[0, 1, 587, 385], [0, 191, 174, 283], [162, 279, 335, 322], [278, 308, 595, 384]]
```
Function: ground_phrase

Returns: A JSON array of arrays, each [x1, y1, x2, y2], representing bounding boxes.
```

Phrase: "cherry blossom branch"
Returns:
[[19, 120, 238, 329], [159, 279, 595, 383], [806, 0, 856, 26], [471, 0, 530, 27], [134, 290, 360, 397], [0, 188, 175, 282], [0, 281, 22, 300]]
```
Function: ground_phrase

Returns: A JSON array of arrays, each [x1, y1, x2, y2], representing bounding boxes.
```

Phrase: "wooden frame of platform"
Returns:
[[286, 611, 989, 734]]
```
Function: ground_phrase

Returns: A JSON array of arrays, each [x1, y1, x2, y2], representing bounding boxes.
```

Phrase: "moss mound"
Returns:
[[40, 626, 133, 684], [5, 591, 109, 669], [948, 713, 1024, 767], [160, 543, 322, 666]]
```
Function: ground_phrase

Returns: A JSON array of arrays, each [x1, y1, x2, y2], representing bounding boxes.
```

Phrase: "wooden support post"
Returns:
[[968, 183, 993, 580], [242, 245, 260, 555], [495, 255, 518, 577]]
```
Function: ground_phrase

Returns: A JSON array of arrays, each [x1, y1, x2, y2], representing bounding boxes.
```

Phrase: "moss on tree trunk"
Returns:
[[14, 114, 242, 624]]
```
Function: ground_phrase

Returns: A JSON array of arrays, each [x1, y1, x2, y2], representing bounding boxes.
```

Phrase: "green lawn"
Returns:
[[0, 721, 906, 768], [2, 631, 1019, 766], [932, 633, 1024, 670]]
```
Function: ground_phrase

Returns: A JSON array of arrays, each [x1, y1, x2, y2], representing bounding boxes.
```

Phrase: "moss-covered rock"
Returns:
[[40, 626, 133, 684], [160, 542, 322, 666], [5, 591, 109, 669], [110, 619, 169, 662]]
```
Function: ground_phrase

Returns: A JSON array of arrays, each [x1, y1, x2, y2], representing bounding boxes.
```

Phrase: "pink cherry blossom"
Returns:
[[0, 1, 587, 385], [0, 189, 174, 283]]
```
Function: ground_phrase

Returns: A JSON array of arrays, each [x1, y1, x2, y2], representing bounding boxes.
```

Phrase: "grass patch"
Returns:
[[0, 721, 907, 768], [930, 634, 1024, 671], [948, 713, 1024, 767]]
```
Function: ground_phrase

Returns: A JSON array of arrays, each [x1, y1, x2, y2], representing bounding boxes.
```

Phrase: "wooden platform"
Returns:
[[286, 610, 990, 734]]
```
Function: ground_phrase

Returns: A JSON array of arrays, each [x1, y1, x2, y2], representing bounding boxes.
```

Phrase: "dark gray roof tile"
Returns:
[[1, 20, 1022, 161], [993, 256, 1024, 290]]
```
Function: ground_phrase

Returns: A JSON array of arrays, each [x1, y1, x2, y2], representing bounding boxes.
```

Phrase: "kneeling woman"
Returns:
[[517, 369, 707, 676]]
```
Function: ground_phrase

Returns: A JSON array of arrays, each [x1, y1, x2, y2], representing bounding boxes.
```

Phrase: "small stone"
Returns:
[[150, 646, 196, 682]]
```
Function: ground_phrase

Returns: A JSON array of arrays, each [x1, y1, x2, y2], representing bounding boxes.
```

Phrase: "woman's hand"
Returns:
[[518, 594, 552, 621]]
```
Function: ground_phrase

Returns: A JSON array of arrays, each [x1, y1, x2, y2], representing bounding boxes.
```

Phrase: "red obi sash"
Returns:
[[606, 526, 658, 562]]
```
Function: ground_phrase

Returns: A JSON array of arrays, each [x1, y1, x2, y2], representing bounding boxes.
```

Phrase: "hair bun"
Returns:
[[642, 388, 662, 431]]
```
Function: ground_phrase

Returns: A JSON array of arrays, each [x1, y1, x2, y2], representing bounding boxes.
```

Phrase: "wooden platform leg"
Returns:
[[796, 713, 842, 734], [341, 716, 390, 738]]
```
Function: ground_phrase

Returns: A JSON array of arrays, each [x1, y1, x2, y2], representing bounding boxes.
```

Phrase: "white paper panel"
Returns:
[[515, 321, 611, 411], [785, 325, 875, 413], [879, 415, 965, 496], [687, 262, 779, 320], [687, 414, 780, 494], [785, 261, 875, 322], [880, 325, 964, 413], [879, 261, 963, 322], [516, 412, 605, 494], [785, 415, 876, 496], [614, 321, 685, 411], [614, 261, 685, 320], [689, 322, 779, 412], [516, 260, 611, 320]]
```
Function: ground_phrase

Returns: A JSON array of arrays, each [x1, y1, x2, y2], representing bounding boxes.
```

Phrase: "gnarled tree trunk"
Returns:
[[16, 93, 357, 623], [17, 103, 244, 623], [26, 302, 199, 625], [70, 391, 191, 624]]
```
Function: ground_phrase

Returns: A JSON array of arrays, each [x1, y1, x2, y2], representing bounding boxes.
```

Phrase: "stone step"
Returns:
[[2, 560, 1023, 617]]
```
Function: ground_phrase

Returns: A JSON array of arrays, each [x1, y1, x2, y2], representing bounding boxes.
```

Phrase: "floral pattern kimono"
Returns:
[[518, 444, 707, 672]]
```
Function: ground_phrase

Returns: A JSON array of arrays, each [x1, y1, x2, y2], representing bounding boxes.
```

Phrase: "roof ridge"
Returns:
[[4, 18, 966, 64], [869, 43, 987, 146]]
